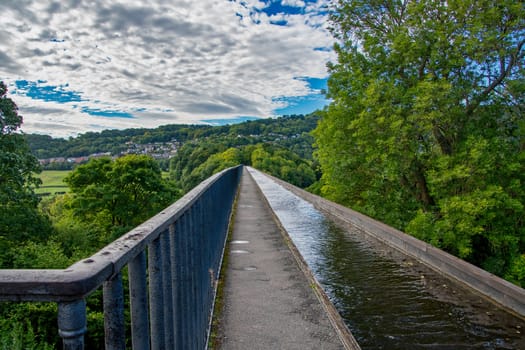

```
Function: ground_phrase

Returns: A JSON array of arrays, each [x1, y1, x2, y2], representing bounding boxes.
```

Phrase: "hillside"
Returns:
[[25, 114, 318, 160]]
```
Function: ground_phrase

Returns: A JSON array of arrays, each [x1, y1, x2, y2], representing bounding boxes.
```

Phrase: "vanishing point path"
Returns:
[[216, 168, 355, 350]]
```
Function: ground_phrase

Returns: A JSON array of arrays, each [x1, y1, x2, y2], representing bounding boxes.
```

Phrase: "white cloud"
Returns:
[[0, 0, 335, 137], [282, 0, 306, 7]]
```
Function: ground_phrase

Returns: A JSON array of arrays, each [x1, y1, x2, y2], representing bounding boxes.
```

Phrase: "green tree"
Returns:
[[251, 144, 316, 188], [64, 155, 179, 240], [0, 81, 52, 266], [0, 82, 57, 347], [315, 1, 525, 283], [183, 147, 244, 190]]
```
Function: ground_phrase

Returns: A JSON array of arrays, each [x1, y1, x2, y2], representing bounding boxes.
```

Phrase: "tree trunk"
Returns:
[[413, 162, 435, 209]]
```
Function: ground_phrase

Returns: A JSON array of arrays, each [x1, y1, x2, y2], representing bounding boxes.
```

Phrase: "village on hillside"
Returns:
[[38, 140, 180, 165]]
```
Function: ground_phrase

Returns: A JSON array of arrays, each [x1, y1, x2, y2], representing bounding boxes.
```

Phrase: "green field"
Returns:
[[36, 170, 70, 195], [36, 170, 169, 196]]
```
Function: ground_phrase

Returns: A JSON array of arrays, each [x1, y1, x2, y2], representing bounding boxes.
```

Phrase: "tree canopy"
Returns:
[[314, 1, 525, 284], [64, 154, 179, 239], [0, 82, 52, 264]]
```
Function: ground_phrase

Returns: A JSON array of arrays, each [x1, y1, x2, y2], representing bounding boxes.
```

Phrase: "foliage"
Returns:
[[175, 140, 317, 191], [64, 154, 180, 238], [170, 142, 230, 188], [13, 240, 75, 269], [251, 144, 316, 188], [182, 147, 246, 190], [168, 115, 319, 191], [315, 0, 525, 284], [0, 314, 56, 350], [506, 254, 525, 286], [0, 82, 52, 266], [26, 114, 318, 159]]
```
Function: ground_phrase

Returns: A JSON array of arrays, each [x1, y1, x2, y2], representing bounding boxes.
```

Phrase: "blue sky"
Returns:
[[0, 0, 334, 137]]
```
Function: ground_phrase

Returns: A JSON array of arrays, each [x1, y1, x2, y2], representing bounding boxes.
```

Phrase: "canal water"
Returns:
[[248, 169, 525, 350]]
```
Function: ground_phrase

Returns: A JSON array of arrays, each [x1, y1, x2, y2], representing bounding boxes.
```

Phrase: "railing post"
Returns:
[[195, 199, 205, 349], [169, 223, 178, 349], [181, 213, 191, 349], [204, 187, 215, 345], [103, 272, 125, 350], [161, 230, 175, 349], [58, 299, 87, 350], [173, 219, 185, 349], [128, 251, 150, 350], [149, 237, 165, 350], [188, 207, 197, 350]]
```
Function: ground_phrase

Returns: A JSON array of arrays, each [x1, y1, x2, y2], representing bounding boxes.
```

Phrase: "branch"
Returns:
[[466, 38, 525, 115], [418, 55, 429, 80]]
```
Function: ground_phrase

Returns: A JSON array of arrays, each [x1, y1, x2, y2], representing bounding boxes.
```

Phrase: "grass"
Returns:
[[35, 170, 70, 195], [35, 170, 169, 196], [207, 185, 240, 349]]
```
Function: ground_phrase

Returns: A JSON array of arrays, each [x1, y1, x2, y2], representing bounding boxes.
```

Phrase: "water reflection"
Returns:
[[249, 169, 525, 350], [317, 223, 524, 349]]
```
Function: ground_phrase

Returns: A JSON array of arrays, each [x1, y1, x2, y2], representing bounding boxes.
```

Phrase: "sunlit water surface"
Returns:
[[249, 169, 525, 350]]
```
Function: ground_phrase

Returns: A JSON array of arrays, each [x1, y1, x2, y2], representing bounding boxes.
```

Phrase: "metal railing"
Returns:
[[0, 165, 242, 350]]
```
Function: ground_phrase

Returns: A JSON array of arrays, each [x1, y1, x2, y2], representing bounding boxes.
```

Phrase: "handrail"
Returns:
[[0, 165, 243, 349]]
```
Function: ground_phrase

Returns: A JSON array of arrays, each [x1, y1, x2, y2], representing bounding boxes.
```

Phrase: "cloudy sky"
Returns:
[[0, 0, 335, 138]]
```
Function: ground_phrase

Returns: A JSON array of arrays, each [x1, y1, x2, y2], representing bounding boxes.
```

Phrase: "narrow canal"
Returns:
[[248, 169, 525, 350]]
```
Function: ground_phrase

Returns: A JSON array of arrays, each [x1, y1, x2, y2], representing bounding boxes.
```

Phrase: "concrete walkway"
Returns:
[[217, 169, 346, 350]]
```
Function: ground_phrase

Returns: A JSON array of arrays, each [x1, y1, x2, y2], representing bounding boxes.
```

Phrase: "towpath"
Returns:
[[216, 168, 351, 350]]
